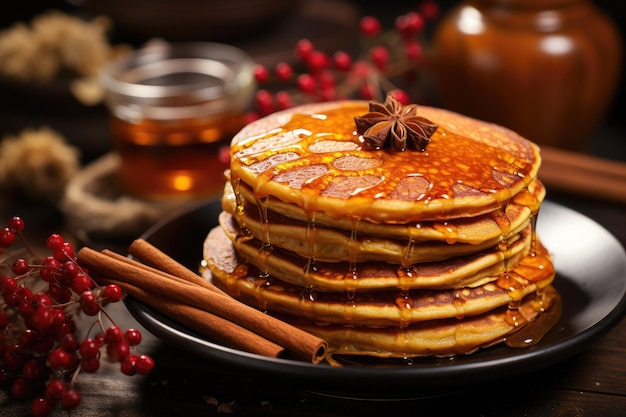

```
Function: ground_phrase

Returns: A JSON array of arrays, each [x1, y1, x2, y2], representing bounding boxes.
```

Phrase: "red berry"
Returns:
[[107, 341, 131, 362], [0, 227, 15, 247], [71, 273, 92, 294], [33, 292, 53, 308], [102, 284, 123, 303], [1, 276, 18, 295], [275, 91, 293, 110], [295, 38, 314, 60], [370, 46, 390, 69], [18, 299, 35, 320], [124, 328, 142, 346], [10, 377, 31, 399], [47, 284, 72, 304], [333, 51, 352, 71], [105, 325, 125, 344], [405, 39, 423, 62], [54, 318, 75, 338], [79, 338, 101, 359], [120, 355, 137, 376], [2, 342, 26, 369], [80, 291, 100, 315], [47, 348, 73, 369], [296, 74, 316, 94], [395, 12, 425, 38], [11, 258, 29, 275], [254, 89, 274, 115], [45, 233, 64, 250], [31, 307, 55, 330], [274, 62, 293, 81], [389, 89, 410, 105], [359, 16, 381, 37], [23, 358, 47, 380], [8, 216, 25, 232], [59, 333, 78, 351], [53, 242, 74, 262], [61, 389, 81, 410], [81, 357, 100, 373], [252, 64, 269, 83], [94, 333, 106, 347], [359, 83, 376, 100], [420, 0, 440, 20], [44, 380, 67, 403], [135, 354, 155, 375], [31, 397, 52, 417], [51, 307, 66, 327], [40, 256, 61, 282], [60, 260, 79, 285], [305, 50, 329, 74], [19, 328, 38, 347]]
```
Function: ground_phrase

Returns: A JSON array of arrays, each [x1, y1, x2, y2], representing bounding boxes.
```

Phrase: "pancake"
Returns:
[[224, 177, 545, 245], [205, 224, 555, 326], [221, 180, 544, 264], [216, 211, 535, 291], [203, 95, 558, 362], [228, 99, 542, 223], [279, 285, 560, 359]]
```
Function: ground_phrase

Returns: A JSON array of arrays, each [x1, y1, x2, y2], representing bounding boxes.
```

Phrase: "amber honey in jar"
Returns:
[[101, 41, 255, 199]]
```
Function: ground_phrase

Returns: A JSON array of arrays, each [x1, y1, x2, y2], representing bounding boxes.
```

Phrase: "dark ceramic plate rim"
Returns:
[[124, 199, 626, 395]]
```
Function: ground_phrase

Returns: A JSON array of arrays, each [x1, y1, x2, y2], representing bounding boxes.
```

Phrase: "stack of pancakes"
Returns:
[[203, 97, 558, 363]]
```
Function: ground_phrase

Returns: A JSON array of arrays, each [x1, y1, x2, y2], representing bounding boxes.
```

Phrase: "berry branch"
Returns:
[[248, 1, 440, 119], [1, 216, 154, 417]]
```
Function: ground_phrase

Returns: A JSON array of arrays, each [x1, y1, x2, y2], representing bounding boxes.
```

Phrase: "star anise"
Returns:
[[354, 94, 438, 151]]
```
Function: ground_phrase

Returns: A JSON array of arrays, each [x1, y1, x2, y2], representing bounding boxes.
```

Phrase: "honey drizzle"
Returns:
[[505, 290, 562, 348], [341, 219, 361, 321], [301, 212, 319, 307], [397, 222, 420, 291]]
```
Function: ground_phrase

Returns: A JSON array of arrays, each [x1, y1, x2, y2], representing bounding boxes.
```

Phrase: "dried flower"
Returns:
[[0, 127, 81, 203], [0, 10, 131, 105], [355, 93, 438, 151]]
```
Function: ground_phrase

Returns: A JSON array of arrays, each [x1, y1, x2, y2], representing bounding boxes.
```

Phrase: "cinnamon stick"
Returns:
[[539, 145, 626, 205], [77, 247, 327, 363], [129, 239, 226, 295], [95, 276, 285, 358]]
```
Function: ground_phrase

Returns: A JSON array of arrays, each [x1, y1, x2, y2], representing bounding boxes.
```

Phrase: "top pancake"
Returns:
[[229, 100, 542, 222]]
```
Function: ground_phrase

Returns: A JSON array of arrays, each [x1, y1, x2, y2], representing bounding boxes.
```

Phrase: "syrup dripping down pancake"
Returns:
[[204, 224, 555, 327], [277, 286, 560, 359], [221, 179, 545, 264], [216, 211, 535, 291], [203, 98, 557, 361], [225, 178, 545, 245]]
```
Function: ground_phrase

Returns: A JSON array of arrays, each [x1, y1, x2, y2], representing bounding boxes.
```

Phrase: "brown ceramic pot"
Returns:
[[433, 0, 622, 151]]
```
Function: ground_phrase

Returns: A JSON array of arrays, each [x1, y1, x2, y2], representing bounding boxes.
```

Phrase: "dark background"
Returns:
[[1, 0, 623, 162]]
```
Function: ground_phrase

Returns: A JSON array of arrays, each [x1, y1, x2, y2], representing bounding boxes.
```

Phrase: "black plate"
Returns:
[[124, 199, 626, 396]]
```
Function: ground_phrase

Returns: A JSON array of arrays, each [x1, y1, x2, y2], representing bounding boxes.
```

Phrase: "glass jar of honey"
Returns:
[[101, 41, 256, 200]]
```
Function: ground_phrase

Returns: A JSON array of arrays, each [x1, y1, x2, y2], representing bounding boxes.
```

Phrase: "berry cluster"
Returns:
[[249, 1, 440, 119], [1, 216, 154, 416]]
